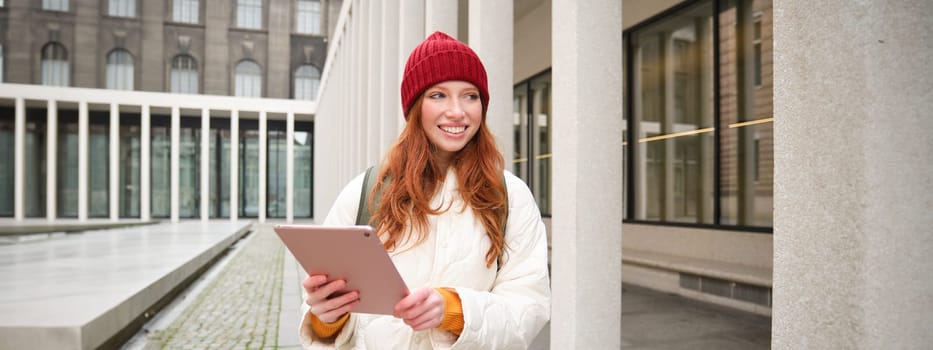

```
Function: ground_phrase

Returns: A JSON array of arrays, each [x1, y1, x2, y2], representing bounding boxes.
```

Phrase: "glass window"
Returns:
[[88, 112, 109, 218], [294, 65, 320, 100], [106, 49, 134, 90], [294, 122, 313, 218], [1, 44, 4, 82], [238, 119, 259, 218], [296, 0, 321, 35], [179, 117, 201, 218], [24, 109, 48, 217], [108, 0, 135, 17], [171, 55, 199, 94], [512, 72, 552, 216], [629, 2, 714, 224], [120, 113, 141, 218], [623, 0, 772, 229], [151, 115, 170, 218], [0, 109, 13, 217], [267, 121, 287, 218], [173, 0, 199, 24], [237, 0, 262, 29], [235, 60, 262, 97], [58, 111, 78, 218], [719, 0, 773, 227], [209, 118, 231, 218], [41, 42, 69, 86], [42, 0, 68, 11]]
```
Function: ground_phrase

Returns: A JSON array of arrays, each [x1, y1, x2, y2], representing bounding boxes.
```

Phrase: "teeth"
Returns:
[[441, 126, 466, 134]]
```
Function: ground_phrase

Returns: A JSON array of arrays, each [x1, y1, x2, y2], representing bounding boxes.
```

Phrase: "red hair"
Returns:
[[368, 97, 508, 267]]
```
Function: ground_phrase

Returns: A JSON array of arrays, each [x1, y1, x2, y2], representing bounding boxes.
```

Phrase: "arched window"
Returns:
[[235, 60, 262, 97], [106, 49, 134, 90], [293, 64, 320, 100], [170, 54, 199, 94], [296, 0, 321, 35], [41, 42, 69, 86]]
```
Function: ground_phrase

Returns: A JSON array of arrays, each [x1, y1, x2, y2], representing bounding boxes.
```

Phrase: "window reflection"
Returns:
[[58, 110, 78, 218], [239, 119, 259, 218], [179, 117, 201, 218], [209, 118, 231, 218], [25, 109, 48, 217], [512, 71, 552, 216], [267, 121, 287, 218], [0, 109, 14, 216], [88, 112, 109, 217], [151, 115, 171, 218], [294, 122, 313, 218], [120, 113, 140, 218]]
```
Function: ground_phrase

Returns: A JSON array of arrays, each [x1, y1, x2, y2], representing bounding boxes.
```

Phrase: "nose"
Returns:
[[445, 100, 466, 119]]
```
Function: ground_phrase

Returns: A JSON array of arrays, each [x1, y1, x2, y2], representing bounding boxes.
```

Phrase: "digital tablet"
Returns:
[[274, 225, 409, 315]]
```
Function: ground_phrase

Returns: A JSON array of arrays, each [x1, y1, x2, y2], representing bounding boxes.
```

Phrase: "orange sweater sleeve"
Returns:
[[435, 287, 464, 336], [309, 312, 350, 339]]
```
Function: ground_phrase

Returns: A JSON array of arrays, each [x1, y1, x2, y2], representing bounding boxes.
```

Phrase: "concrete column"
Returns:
[[550, 0, 623, 349], [425, 0, 458, 37], [286, 112, 294, 222], [140, 0, 165, 91], [13, 98, 24, 221], [46, 100, 57, 221], [267, 0, 291, 98], [200, 109, 210, 220], [468, 0, 513, 172], [399, 0, 424, 133], [259, 111, 267, 223], [366, 0, 382, 165], [381, 0, 401, 152], [773, 2, 933, 349], [78, 102, 88, 221], [170, 107, 180, 222], [204, 0, 231, 95], [141, 105, 151, 221], [110, 103, 119, 221], [230, 110, 239, 221]]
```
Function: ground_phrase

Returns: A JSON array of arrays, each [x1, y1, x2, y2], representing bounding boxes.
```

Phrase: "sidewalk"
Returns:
[[124, 224, 771, 349]]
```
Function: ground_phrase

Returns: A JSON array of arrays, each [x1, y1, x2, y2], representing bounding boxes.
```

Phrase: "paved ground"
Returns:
[[124, 223, 771, 350]]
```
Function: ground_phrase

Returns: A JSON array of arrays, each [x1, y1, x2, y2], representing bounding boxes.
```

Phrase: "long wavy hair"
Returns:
[[368, 96, 508, 268]]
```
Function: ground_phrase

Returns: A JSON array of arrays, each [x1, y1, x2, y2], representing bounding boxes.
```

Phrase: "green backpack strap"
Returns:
[[356, 166, 381, 226]]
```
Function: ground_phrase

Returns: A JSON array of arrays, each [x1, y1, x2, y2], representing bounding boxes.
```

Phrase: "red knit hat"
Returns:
[[400, 31, 489, 119]]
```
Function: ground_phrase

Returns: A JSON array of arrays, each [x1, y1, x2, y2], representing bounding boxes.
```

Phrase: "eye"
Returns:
[[428, 91, 446, 99], [465, 93, 480, 100]]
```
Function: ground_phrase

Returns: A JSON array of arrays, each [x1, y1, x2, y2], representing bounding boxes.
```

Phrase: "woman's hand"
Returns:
[[393, 287, 446, 331], [302, 274, 360, 323]]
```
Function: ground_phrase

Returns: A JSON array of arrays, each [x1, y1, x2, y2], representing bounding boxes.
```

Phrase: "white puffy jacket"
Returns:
[[299, 168, 551, 349]]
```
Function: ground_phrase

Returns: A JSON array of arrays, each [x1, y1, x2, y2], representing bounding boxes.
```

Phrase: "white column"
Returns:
[[13, 98, 24, 221], [425, 0, 458, 36], [381, 0, 401, 152], [468, 0, 513, 168], [258, 111, 267, 223], [77, 101, 88, 221], [286, 112, 295, 222], [230, 110, 238, 221], [366, 0, 382, 165], [200, 109, 210, 220], [109, 103, 119, 221], [550, 0, 623, 349], [170, 107, 180, 222], [45, 100, 57, 221], [141, 105, 151, 221], [773, 2, 933, 349], [398, 0, 425, 134]]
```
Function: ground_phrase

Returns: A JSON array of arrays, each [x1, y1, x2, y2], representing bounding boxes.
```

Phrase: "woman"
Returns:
[[300, 31, 550, 349]]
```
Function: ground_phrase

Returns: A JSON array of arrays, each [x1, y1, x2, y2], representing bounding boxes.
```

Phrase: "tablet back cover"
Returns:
[[274, 225, 409, 315]]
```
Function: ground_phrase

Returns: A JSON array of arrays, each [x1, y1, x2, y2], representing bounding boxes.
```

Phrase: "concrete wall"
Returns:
[[773, 1, 933, 348], [513, 0, 550, 82]]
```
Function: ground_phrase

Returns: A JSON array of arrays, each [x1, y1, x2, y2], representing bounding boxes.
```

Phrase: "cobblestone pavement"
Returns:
[[140, 225, 289, 350]]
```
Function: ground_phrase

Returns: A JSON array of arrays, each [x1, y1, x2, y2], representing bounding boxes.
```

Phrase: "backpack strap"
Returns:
[[356, 166, 380, 226]]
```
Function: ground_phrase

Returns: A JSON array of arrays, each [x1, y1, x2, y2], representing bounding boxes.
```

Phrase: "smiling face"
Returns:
[[419, 80, 484, 167]]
